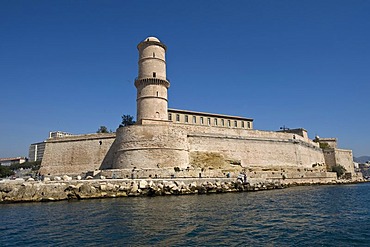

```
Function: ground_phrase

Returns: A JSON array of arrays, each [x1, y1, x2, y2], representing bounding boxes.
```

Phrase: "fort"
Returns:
[[38, 36, 361, 184]]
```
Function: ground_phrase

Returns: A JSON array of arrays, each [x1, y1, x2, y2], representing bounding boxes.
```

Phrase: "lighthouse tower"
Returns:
[[135, 36, 170, 124]]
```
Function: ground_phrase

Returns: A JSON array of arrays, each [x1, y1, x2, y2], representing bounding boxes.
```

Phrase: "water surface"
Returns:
[[1, 183, 370, 246]]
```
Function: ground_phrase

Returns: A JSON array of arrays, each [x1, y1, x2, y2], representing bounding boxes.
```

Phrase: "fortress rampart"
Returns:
[[111, 122, 325, 174], [38, 36, 359, 182], [39, 133, 115, 175]]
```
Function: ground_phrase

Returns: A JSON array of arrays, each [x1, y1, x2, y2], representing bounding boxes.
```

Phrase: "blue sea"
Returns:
[[1, 183, 370, 246]]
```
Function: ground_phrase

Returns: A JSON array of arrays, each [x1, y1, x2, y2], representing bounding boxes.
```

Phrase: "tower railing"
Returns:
[[134, 77, 170, 89]]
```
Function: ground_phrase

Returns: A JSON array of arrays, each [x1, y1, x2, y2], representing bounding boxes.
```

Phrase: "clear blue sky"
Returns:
[[1, 0, 369, 158]]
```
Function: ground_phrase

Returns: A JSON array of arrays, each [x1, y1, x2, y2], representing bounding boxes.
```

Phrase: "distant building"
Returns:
[[0, 157, 27, 166], [28, 131, 74, 162], [28, 142, 46, 162], [49, 131, 73, 138]]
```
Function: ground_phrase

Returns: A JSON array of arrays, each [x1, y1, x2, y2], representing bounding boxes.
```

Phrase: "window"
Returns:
[[242, 121, 245, 128], [214, 118, 218, 126], [228, 120, 231, 127], [153, 52, 155, 57], [207, 118, 211, 125], [185, 115, 189, 123], [193, 116, 196, 123], [200, 117, 204, 125], [153, 72, 156, 77], [176, 114, 180, 122], [247, 122, 251, 128], [234, 121, 237, 127], [221, 119, 224, 126], [156, 91, 159, 97], [168, 113, 172, 121]]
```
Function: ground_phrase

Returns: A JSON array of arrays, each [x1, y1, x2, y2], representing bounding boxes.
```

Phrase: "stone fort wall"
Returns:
[[39, 122, 354, 180], [39, 133, 116, 176], [112, 123, 325, 172]]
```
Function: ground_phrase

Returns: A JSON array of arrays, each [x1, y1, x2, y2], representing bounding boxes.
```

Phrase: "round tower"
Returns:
[[135, 36, 170, 124]]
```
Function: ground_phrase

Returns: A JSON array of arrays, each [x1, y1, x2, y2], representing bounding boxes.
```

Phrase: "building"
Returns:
[[39, 36, 358, 182], [28, 142, 46, 162], [0, 157, 27, 167], [49, 131, 73, 138], [29, 131, 75, 162]]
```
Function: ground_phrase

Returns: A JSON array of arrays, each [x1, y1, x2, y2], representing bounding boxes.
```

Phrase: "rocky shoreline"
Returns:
[[0, 177, 365, 203]]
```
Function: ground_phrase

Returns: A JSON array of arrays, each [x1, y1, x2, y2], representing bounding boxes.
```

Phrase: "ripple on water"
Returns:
[[1, 183, 370, 246]]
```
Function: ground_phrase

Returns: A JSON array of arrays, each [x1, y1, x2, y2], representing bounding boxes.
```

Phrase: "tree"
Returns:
[[0, 165, 15, 178], [97, 126, 109, 133], [120, 115, 135, 127], [319, 142, 331, 149], [330, 164, 347, 178], [9, 160, 41, 171]]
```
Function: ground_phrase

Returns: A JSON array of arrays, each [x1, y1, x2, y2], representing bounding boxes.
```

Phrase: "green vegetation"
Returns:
[[0, 161, 41, 178], [120, 114, 135, 127], [9, 160, 41, 171], [97, 126, 109, 133], [330, 164, 347, 178], [319, 142, 331, 149], [0, 166, 15, 178]]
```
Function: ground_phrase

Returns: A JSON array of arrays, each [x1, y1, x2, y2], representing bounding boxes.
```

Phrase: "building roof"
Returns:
[[0, 157, 27, 162], [145, 36, 160, 42], [168, 108, 253, 121]]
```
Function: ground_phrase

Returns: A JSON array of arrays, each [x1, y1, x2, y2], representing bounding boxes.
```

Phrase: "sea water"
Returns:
[[1, 183, 370, 246]]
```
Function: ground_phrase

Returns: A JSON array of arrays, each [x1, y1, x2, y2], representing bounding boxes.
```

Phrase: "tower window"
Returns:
[[242, 121, 245, 128], [153, 72, 156, 77], [176, 114, 180, 122], [228, 120, 231, 127], [214, 118, 218, 126], [168, 113, 172, 121], [234, 121, 237, 127], [185, 115, 189, 123], [221, 119, 224, 126], [200, 117, 204, 125], [207, 118, 211, 125], [156, 91, 159, 97], [193, 116, 196, 123], [248, 122, 251, 129], [153, 52, 155, 58]]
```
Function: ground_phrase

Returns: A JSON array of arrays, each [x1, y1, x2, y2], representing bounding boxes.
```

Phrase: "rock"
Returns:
[[148, 180, 154, 187], [130, 182, 138, 193], [106, 183, 114, 191], [139, 180, 148, 189], [79, 184, 92, 194], [177, 181, 186, 189], [76, 175, 82, 180], [43, 177, 51, 182], [27, 178, 35, 181], [86, 176, 93, 180], [100, 176, 106, 180], [62, 175, 72, 181], [100, 184, 107, 191], [117, 191, 128, 197]]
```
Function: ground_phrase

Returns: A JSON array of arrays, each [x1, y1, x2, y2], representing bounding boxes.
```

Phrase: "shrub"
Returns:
[[319, 142, 331, 149], [330, 164, 346, 178], [9, 160, 41, 171], [0, 165, 15, 178]]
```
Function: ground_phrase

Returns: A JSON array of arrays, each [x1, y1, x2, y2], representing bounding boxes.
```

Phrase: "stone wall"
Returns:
[[39, 133, 116, 176], [39, 122, 355, 180], [323, 148, 354, 174], [112, 123, 325, 173], [2, 176, 353, 203]]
